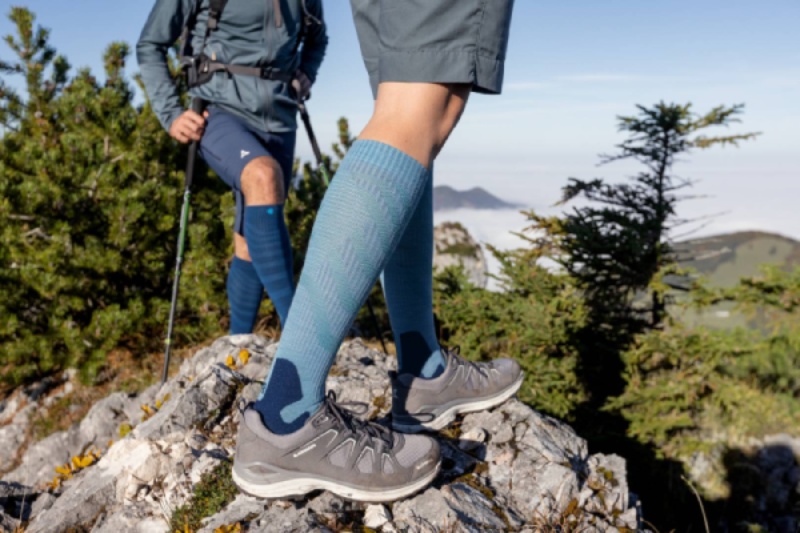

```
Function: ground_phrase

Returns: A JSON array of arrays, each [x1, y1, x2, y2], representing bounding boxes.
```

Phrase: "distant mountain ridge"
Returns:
[[672, 231, 800, 330], [433, 185, 521, 212], [677, 230, 800, 286]]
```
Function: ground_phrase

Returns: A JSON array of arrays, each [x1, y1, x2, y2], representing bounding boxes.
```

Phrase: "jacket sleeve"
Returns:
[[299, 0, 328, 83], [136, 0, 193, 132]]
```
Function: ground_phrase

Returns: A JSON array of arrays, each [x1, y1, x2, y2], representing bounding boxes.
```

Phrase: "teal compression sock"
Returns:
[[243, 204, 294, 327], [381, 168, 444, 378], [227, 256, 263, 334], [254, 140, 428, 434]]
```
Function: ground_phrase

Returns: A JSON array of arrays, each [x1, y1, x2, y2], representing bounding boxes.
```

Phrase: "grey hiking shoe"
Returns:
[[232, 391, 440, 502], [391, 347, 524, 433]]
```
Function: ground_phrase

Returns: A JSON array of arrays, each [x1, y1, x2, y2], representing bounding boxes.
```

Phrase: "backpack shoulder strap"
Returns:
[[207, 0, 228, 30], [180, 0, 227, 58], [179, 0, 203, 59]]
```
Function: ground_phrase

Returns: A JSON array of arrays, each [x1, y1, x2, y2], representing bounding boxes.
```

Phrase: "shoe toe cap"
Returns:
[[396, 434, 440, 475], [493, 357, 523, 382]]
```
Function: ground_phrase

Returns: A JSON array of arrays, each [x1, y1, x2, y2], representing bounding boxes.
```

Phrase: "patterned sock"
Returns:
[[227, 256, 264, 334], [381, 168, 444, 378], [254, 141, 429, 434], [243, 203, 294, 327]]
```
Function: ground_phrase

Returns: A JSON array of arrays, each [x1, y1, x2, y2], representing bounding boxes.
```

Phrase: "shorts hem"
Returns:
[[377, 49, 504, 95]]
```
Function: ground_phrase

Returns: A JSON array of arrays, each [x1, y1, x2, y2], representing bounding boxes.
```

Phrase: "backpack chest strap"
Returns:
[[207, 62, 294, 83]]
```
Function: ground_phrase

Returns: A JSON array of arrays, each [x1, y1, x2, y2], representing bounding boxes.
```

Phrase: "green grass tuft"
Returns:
[[170, 461, 239, 532]]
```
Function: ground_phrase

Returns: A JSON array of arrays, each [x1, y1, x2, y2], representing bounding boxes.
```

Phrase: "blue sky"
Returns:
[[2, 1, 799, 245]]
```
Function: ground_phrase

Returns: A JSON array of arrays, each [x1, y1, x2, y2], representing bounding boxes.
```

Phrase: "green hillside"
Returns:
[[678, 231, 800, 284], [673, 231, 800, 328]]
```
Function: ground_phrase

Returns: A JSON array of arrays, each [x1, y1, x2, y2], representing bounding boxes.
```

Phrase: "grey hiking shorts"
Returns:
[[350, 0, 515, 97]]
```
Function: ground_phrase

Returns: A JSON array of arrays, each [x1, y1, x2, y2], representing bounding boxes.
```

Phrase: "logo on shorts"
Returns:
[[240, 150, 250, 159]]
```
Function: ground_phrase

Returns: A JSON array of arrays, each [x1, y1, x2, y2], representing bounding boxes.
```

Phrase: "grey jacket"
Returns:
[[137, 0, 327, 133]]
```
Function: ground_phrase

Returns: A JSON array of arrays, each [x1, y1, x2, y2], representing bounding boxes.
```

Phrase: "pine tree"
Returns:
[[0, 8, 229, 384], [562, 102, 758, 326], [526, 102, 759, 402]]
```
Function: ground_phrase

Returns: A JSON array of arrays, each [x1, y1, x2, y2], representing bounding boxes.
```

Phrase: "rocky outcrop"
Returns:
[[3, 390, 158, 488], [688, 433, 800, 532], [0, 371, 76, 475], [1, 336, 644, 532], [433, 222, 488, 289]]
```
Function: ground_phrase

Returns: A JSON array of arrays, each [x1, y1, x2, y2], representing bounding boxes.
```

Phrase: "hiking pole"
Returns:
[[296, 99, 331, 186], [296, 97, 388, 354], [162, 97, 206, 384]]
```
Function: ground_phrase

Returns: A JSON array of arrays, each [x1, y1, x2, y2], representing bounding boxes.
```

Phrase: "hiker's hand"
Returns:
[[169, 109, 208, 144], [292, 70, 312, 101]]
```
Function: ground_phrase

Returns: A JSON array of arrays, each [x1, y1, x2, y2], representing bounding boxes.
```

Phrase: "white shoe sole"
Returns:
[[392, 373, 524, 433], [232, 461, 440, 502]]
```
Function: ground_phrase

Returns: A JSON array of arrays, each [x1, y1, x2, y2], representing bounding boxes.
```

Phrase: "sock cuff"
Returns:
[[231, 256, 255, 268], [245, 203, 285, 215], [343, 140, 428, 182]]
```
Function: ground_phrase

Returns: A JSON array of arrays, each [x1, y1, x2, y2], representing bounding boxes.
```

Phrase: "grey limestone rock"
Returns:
[[5, 392, 132, 487], [0, 407, 34, 473], [0, 481, 37, 527], [363, 504, 392, 530], [197, 494, 267, 532], [433, 222, 488, 289], [90, 501, 170, 533], [0, 372, 76, 475], [29, 491, 55, 517], [392, 488, 458, 532], [247, 502, 329, 533], [24, 438, 170, 533], [6, 335, 645, 532]]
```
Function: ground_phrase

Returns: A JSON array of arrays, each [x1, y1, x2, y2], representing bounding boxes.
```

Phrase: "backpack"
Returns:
[[179, 0, 319, 88]]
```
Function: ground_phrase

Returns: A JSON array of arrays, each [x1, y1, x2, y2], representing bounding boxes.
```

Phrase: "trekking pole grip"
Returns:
[[184, 98, 207, 190], [191, 96, 206, 114]]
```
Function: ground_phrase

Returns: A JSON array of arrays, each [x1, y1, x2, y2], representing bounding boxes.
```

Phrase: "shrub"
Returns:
[[0, 9, 229, 384], [434, 243, 588, 419]]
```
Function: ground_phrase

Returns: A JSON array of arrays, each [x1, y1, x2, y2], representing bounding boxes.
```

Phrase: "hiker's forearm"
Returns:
[[137, 0, 191, 131], [138, 63, 184, 131]]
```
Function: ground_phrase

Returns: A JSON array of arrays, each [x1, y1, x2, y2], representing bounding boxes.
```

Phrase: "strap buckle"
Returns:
[[182, 55, 215, 88], [208, 9, 220, 30], [260, 66, 277, 80]]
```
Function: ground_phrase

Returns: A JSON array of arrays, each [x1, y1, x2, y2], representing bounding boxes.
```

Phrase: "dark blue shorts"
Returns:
[[199, 106, 296, 235]]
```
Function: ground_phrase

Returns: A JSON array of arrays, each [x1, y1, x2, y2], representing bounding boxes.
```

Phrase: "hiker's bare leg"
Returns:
[[238, 155, 294, 327], [233, 233, 251, 261], [359, 82, 471, 168], [234, 155, 285, 261], [241, 156, 285, 206]]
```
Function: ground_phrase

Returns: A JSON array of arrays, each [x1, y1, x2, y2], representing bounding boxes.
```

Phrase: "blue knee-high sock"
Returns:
[[227, 256, 264, 334], [254, 141, 429, 434], [243, 204, 294, 327], [381, 168, 445, 378]]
